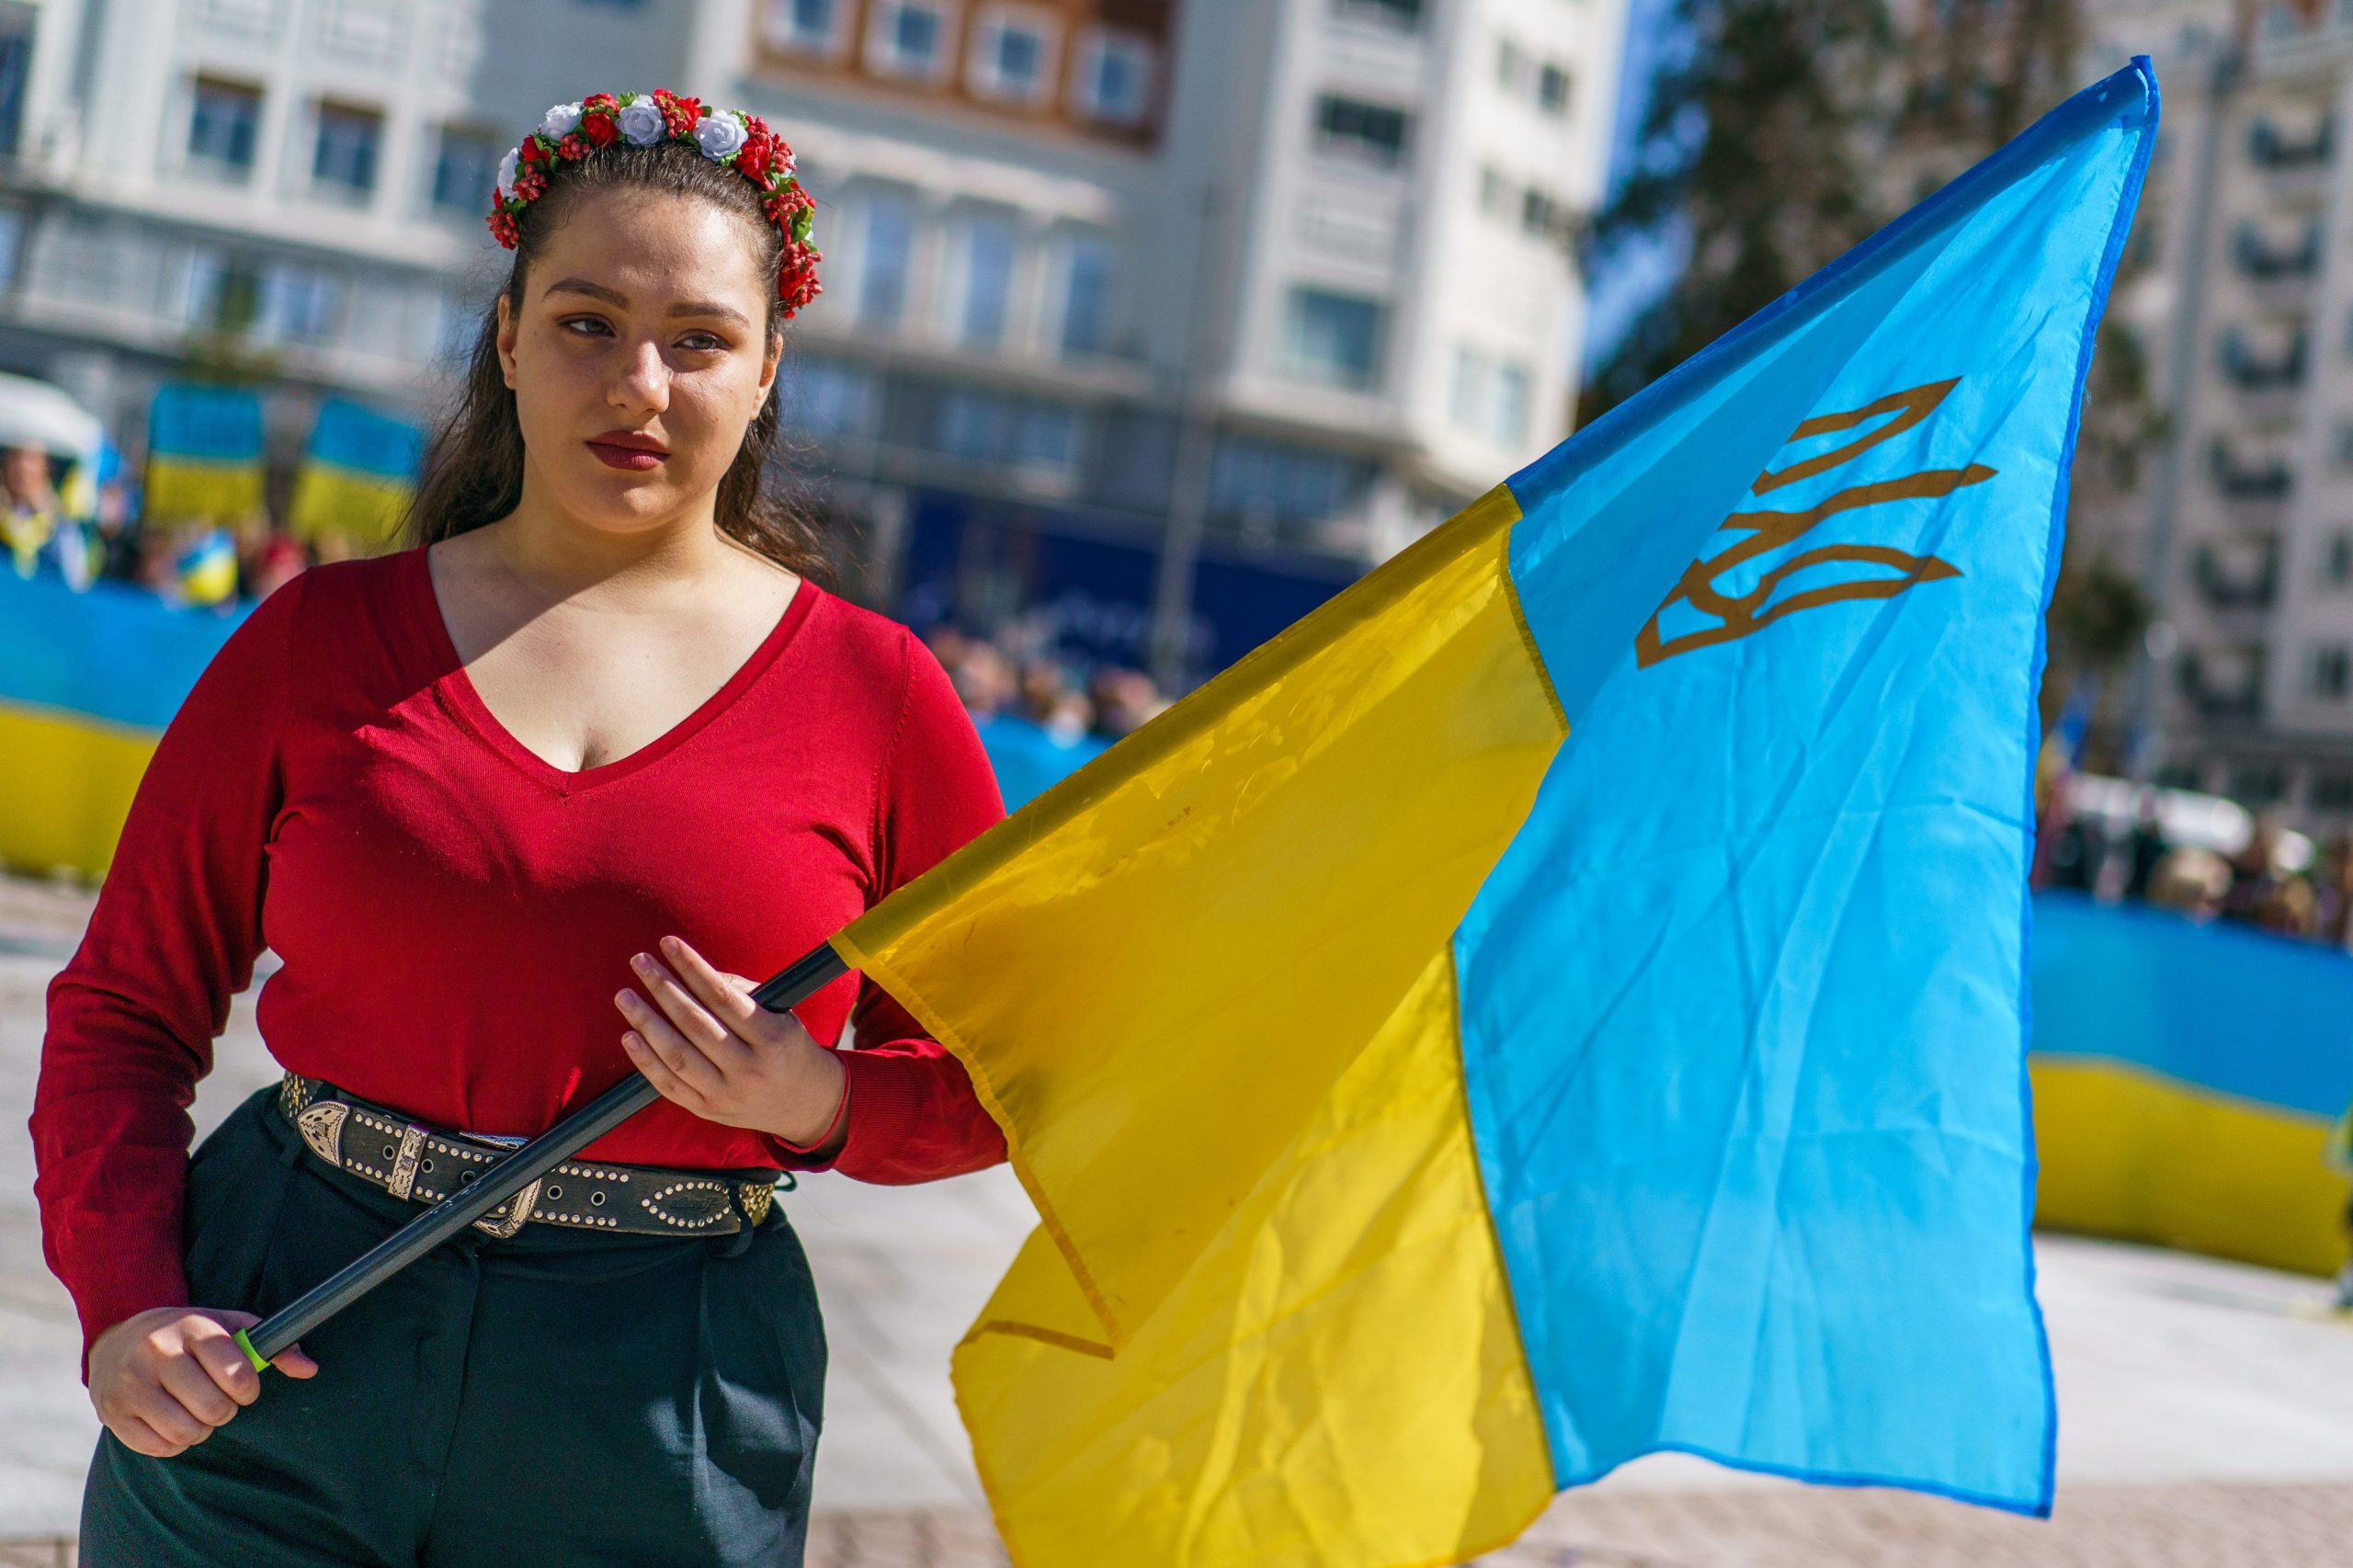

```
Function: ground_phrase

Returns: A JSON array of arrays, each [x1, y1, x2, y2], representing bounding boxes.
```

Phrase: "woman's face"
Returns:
[[495, 187, 779, 537]]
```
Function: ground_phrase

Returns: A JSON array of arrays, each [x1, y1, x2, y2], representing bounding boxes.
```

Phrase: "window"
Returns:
[[2327, 530, 2353, 585], [934, 390, 1080, 472], [1286, 286, 1384, 389], [782, 358, 877, 437], [2313, 642, 2352, 699], [259, 262, 342, 344], [959, 208, 1017, 347], [1495, 37, 1571, 115], [1491, 361, 1531, 445], [1477, 164, 1506, 217], [1074, 28, 1153, 124], [857, 190, 915, 326], [1520, 185, 1570, 243], [2314, 771, 2353, 812], [1059, 233, 1113, 357], [182, 249, 266, 333], [312, 103, 382, 197], [431, 128, 502, 213], [1314, 95, 1410, 168], [764, 0, 844, 52], [1209, 437, 1375, 533], [972, 10, 1053, 101], [1449, 345, 1485, 429], [188, 79, 263, 176], [1536, 63, 1570, 116], [2230, 760, 2287, 804], [428, 290, 480, 369], [1334, 0, 1423, 29], [869, 0, 950, 77], [0, 8, 31, 159]]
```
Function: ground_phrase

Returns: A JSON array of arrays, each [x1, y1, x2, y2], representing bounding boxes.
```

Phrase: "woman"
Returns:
[[31, 90, 1006, 1565]]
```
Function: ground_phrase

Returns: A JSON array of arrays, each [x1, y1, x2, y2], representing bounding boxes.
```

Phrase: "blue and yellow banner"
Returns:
[[289, 397, 424, 550], [0, 570, 253, 879], [2028, 891, 2353, 1277], [144, 382, 265, 523], [826, 60, 2159, 1567]]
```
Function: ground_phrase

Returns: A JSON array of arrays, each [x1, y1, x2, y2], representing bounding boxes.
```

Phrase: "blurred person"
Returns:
[[1087, 665, 1162, 741], [2145, 846, 2231, 920], [0, 442, 57, 578], [948, 636, 1016, 717], [39, 91, 1006, 1566], [2256, 875, 2318, 939], [246, 526, 309, 601], [2222, 810, 2288, 927], [2120, 790, 2169, 904]]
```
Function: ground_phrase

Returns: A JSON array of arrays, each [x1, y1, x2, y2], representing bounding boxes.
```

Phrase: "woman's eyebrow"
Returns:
[[670, 300, 753, 329], [546, 277, 628, 306]]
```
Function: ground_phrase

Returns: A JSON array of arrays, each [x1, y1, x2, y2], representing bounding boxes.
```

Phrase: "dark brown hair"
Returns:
[[398, 138, 831, 582]]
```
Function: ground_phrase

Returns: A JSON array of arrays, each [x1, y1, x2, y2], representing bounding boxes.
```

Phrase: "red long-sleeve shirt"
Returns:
[[32, 544, 1008, 1376]]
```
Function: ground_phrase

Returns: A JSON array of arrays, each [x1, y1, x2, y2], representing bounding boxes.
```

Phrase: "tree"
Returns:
[[1580, 0, 1896, 422]]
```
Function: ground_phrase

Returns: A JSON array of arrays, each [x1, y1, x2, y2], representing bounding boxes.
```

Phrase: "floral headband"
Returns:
[[487, 89, 822, 317]]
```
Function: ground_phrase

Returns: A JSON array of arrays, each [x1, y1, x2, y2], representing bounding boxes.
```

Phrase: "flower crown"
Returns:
[[487, 90, 822, 317]]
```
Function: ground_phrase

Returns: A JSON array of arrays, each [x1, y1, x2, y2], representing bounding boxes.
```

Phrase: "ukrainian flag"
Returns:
[[827, 60, 2157, 1565], [175, 524, 238, 607], [290, 397, 424, 551], [144, 382, 265, 523]]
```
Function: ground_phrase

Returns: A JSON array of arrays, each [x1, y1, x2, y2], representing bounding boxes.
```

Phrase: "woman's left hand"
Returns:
[[614, 935, 847, 1149]]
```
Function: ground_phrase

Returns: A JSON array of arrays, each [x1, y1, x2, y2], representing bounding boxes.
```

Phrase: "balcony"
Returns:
[[2218, 324, 2308, 389], [2209, 437, 2293, 501], [2233, 219, 2322, 280], [2192, 540, 2279, 609], [2250, 116, 2334, 170], [2178, 647, 2266, 721]]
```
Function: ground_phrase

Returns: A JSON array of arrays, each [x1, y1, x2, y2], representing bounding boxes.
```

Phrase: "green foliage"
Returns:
[[1581, 0, 1896, 422]]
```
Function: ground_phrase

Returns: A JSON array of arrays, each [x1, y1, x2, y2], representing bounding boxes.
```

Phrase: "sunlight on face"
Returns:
[[495, 187, 779, 538]]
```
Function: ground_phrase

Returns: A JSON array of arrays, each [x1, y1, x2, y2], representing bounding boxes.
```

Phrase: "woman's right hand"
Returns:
[[87, 1306, 317, 1457]]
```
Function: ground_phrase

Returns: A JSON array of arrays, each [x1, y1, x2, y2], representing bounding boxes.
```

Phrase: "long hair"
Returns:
[[398, 138, 831, 582]]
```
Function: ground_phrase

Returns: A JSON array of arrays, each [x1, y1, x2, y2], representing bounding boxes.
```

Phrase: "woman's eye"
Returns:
[[559, 316, 611, 336], [677, 332, 724, 352]]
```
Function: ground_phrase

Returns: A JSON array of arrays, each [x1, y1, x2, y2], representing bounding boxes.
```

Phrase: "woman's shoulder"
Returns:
[[797, 579, 928, 693]]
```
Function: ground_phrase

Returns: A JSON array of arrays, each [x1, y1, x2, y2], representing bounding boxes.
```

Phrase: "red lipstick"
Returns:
[[586, 429, 669, 471]]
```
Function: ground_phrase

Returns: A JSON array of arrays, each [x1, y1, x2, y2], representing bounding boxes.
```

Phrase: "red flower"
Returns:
[[513, 165, 549, 201], [557, 132, 590, 162], [517, 134, 551, 167], [652, 88, 702, 139], [582, 109, 619, 147], [744, 114, 770, 141], [487, 210, 520, 248], [762, 183, 811, 227], [736, 133, 773, 182], [583, 91, 618, 113]]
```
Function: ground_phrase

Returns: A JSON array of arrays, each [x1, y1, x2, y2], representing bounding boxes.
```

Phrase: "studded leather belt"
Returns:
[[274, 1073, 782, 1240]]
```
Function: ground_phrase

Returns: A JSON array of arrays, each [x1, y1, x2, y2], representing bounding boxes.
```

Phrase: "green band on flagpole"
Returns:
[[233, 1328, 269, 1373]]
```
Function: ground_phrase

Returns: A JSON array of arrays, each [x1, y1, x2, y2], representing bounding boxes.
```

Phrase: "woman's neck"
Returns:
[[483, 476, 746, 608]]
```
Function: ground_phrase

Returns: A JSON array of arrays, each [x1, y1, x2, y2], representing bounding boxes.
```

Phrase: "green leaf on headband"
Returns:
[[790, 206, 813, 243]]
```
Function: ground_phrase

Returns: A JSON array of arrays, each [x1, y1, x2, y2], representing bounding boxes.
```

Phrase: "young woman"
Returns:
[[31, 90, 1007, 1565]]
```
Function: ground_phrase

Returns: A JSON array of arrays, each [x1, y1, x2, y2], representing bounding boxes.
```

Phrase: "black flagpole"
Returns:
[[233, 940, 849, 1371]]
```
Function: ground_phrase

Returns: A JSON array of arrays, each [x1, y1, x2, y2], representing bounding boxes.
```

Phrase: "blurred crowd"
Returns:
[[921, 625, 1170, 810], [1, 442, 357, 608], [2034, 750, 2353, 949]]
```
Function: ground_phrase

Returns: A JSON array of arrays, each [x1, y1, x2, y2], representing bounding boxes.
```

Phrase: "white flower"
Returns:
[[694, 112, 747, 161], [618, 99, 665, 146], [538, 101, 583, 141], [494, 148, 517, 200]]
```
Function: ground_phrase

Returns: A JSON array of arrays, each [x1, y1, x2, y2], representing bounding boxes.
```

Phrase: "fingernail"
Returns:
[[662, 935, 682, 954], [631, 953, 650, 971]]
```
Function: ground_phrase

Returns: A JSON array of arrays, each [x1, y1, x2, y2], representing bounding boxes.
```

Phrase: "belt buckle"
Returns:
[[471, 1177, 542, 1239]]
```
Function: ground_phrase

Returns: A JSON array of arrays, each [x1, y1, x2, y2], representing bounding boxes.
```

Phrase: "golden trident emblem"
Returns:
[[1635, 378, 1994, 668]]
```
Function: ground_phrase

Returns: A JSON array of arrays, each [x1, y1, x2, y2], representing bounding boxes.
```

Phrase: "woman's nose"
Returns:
[[609, 337, 669, 413]]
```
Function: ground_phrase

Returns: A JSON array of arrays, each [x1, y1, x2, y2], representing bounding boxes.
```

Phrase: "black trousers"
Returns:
[[79, 1085, 827, 1566]]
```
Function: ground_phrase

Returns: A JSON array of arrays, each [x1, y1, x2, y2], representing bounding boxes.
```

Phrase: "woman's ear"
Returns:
[[494, 292, 519, 391], [756, 325, 781, 407]]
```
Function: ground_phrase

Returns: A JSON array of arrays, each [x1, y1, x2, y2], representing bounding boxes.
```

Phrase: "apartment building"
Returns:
[[0, 0, 1624, 685]]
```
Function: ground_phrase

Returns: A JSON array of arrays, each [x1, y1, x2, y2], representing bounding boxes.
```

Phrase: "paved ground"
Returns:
[[5, 870, 2353, 1564]]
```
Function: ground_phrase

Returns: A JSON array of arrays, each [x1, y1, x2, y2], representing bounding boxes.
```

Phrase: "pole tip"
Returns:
[[233, 1328, 270, 1373]]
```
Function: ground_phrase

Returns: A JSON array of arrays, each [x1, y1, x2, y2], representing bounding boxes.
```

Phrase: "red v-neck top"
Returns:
[[32, 544, 1010, 1370]]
